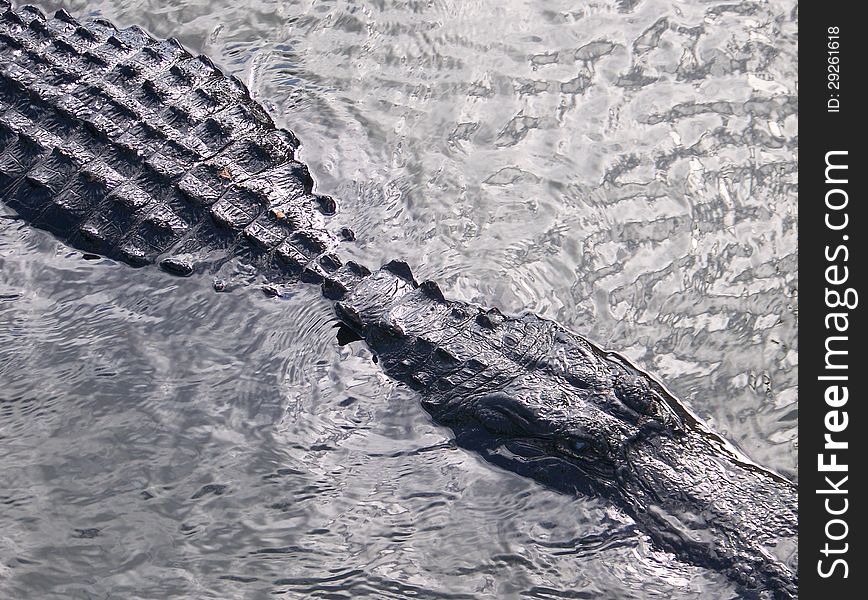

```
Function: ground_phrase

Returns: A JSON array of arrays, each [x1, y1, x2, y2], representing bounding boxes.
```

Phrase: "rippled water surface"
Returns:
[[1, 0, 797, 598]]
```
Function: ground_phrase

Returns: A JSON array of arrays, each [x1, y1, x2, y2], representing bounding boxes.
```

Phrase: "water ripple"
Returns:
[[2, 0, 795, 597]]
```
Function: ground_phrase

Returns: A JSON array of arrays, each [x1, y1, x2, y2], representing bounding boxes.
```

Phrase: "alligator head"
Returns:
[[335, 263, 797, 599], [423, 344, 693, 501], [336, 262, 688, 490]]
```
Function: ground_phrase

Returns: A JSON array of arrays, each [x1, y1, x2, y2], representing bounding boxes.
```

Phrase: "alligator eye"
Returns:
[[561, 435, 601, 460]]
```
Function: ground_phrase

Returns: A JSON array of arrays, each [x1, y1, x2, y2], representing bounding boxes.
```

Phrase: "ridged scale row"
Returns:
[[0, 1, 354, 284]]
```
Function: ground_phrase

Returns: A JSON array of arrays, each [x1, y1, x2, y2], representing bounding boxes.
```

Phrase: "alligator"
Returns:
[[0, 2, 797, 598]]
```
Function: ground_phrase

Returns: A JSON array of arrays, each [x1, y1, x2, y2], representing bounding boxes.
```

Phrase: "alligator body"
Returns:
[[0, 3, 796, 598]]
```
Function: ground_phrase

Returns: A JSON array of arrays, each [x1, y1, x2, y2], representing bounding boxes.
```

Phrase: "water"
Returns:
[[0, 0, 797, 598]]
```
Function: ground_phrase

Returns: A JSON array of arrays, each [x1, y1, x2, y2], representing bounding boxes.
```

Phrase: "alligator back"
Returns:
[[0, 1, 339, 280]]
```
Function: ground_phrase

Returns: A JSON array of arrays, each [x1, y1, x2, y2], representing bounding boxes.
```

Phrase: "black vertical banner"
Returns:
[[800, 4, 864, 599]]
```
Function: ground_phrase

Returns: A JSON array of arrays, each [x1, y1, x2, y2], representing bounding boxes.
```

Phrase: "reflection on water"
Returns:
[[1, 0, 796, 597]]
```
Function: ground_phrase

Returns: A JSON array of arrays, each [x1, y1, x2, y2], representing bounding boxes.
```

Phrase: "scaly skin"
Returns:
[[335, 265, 797, 599], [0, 3, 796, 598], [0, 1, 343, 281]]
